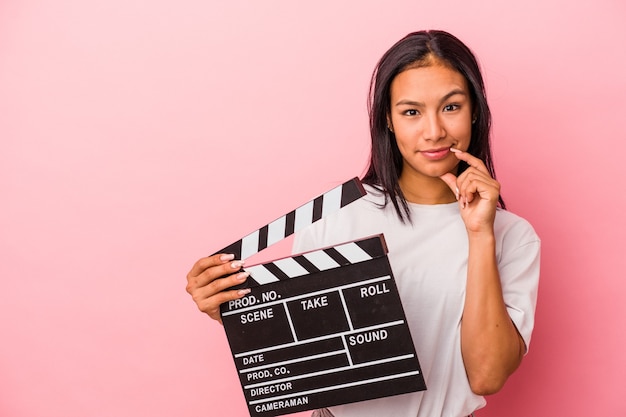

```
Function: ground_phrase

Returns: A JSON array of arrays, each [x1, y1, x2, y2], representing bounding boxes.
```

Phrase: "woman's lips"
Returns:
[[420, 147, 451, 160]]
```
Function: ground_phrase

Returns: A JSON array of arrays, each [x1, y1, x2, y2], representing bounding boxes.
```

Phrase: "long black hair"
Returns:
[[362, 30, 505, 221]]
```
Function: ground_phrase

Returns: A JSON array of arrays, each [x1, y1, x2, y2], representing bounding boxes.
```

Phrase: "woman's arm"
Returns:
[[441, 148, 525, 395], [462, 231, 525, 394]]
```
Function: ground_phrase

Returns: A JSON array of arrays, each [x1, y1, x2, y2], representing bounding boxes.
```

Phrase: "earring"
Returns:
[[472, 117, 477, 124]]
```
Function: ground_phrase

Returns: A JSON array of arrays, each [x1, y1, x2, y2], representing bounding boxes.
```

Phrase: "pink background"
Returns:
[[1, 0, 625, 416]]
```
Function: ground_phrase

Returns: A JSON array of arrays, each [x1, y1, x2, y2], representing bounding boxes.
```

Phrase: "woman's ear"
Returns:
[[386, 114, 394, 132]]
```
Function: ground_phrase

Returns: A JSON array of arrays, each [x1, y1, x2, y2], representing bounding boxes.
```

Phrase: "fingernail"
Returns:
[[237, 288, 251, 297], [450, 147, 461, 153], [236, 271, 249, 281], [455, 187, 460, 200], [220, 254, 235, 262], [231, 260, 245, 270]]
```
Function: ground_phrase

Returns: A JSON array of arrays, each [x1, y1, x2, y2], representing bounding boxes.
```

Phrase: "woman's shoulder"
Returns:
[[321, 183, 387, 223], [362, 183, 387, 204], [494, 208, 540, 245], [331, 183, 388, 216], [292, 182, 390, 252]]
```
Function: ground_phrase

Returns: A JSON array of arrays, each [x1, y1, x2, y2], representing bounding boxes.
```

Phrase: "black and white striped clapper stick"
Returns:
[[212, 177, 366, 262], [244, 234, 387, 286]]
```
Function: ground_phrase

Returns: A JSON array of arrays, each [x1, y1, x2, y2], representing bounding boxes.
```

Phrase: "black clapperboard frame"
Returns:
[[214, 178, 426, 417]]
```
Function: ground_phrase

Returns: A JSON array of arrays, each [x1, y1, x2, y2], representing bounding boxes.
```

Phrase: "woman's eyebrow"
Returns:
[[394, 89, 468, 107], [394, 99, 424, 107], [439, 89, 467, 103]]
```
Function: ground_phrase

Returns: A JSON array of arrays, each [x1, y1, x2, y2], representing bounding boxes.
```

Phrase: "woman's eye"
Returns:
[[404, 109, 418, 116], [443, 104, 460, 112]]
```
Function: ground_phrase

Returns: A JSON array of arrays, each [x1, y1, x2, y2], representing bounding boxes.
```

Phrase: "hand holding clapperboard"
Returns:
[[213, 178, 426, 417]]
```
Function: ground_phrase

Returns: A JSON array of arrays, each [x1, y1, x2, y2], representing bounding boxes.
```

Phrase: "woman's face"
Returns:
[[388, 64, 473, 182]]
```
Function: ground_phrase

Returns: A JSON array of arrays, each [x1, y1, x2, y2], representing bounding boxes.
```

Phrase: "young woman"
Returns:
[[186, 30, 540, 417]]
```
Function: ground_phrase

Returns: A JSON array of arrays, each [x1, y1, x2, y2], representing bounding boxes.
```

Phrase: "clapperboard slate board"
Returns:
[[214, 178, 426, 417]]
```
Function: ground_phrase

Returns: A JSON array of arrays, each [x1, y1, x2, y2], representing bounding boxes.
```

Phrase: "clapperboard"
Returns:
[[214, 178, 426, 417]]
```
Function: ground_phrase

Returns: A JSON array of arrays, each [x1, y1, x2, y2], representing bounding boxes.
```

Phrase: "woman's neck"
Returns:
[[398, 173, 456, 205]]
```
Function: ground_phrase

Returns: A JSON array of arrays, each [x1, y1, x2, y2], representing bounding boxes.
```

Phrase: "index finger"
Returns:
[[188, 253, 235, 277], [450, 148, 488, 173]]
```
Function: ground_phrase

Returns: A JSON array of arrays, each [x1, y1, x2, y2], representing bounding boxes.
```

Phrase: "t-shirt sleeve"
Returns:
[[499, 220, 541, 354], [292, 222, 316, 255]]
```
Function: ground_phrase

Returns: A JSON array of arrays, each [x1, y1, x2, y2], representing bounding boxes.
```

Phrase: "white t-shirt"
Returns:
[[292, 185, 540, 417]]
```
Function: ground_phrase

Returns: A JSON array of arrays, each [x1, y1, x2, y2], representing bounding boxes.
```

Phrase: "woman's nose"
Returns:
[[423, 114, 445, 141]]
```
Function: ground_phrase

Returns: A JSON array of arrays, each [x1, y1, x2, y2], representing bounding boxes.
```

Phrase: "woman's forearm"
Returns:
[[460, 231, 525, 395]]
